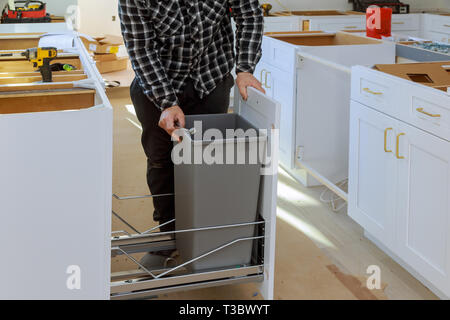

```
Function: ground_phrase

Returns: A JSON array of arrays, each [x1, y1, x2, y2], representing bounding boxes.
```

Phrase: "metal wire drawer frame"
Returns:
[[110, 193, 266, 300]]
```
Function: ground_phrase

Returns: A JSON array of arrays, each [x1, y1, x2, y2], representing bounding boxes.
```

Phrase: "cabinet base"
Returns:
[[364, 231, 448, 300]]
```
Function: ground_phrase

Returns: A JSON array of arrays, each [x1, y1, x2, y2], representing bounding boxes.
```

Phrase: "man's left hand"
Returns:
[[236, 72, 265, 101]]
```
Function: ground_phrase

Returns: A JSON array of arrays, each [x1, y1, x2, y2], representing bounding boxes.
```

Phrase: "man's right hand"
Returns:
[[159, 105, 185, 137]]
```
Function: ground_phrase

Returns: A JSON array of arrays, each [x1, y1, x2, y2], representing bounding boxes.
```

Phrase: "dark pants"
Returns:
[[130, 74, 234, 232]]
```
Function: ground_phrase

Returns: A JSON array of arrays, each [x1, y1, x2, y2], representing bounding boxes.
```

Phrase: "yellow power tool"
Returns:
[[0, 47, 58, 82], [22, 47, 57, 82]]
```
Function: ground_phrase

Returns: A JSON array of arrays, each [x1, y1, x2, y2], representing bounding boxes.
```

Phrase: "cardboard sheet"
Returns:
[[374, 61, 450, 89]]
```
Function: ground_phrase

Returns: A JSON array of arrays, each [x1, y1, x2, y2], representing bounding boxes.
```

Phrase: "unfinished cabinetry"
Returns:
[[0, 34, 112, 300], [255, 32, 395, 191]]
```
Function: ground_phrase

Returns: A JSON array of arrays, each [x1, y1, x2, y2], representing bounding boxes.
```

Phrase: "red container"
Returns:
[[366, 7, 393, 39]]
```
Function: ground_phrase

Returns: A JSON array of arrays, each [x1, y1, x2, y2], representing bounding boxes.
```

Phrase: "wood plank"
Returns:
[[0, 53, 80, 61], [0, 38, 40, 50], [0, 83, 75, 93], [0, 70, 85, 78], [0, 89, 95, 114], [0, 33, 45, 36], [0, 74, 87, 85], [0, 58, 82, 72], [0, 88, 93, 98]]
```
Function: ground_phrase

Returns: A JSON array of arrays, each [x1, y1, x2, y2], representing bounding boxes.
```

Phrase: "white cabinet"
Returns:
[[396, 121, 450, 295], [255, 61, 296, 169], [0, 33, 112, 300], [391, 14, 422, 37], [256, 32, 395, 187], [300, 13, 425, 39], [348, 101, 398, 251], [422, 14, 450, 44], [264, 16, 301, 33], [308, 17, 366, 32], [349, 66, 450, 298]]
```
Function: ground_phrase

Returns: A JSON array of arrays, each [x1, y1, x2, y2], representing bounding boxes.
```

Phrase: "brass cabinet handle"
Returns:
[[396, 133, 406, 160], [260, 69, 267, 86], [363, 87, 383, 95], [344, 26, 358, 29], [392, 22, 405, 25], [384, 128, 393, 153], [265, 71, 271, 89], [416, 107, 441, 118]]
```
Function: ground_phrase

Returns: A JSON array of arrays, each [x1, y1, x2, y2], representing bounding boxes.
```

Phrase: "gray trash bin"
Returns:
[[174, 113, 267, 271]]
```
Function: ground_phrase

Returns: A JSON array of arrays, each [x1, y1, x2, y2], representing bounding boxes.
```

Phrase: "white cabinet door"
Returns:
[[265, 65, 296, 169], [348, 101, 398, 250], [396, 121, 450, 297], [235, 88, 281, 300], [254, 61, 273, 98]]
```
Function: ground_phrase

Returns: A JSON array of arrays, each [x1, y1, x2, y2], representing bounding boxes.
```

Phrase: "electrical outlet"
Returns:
[[296, 146, 305, 161]]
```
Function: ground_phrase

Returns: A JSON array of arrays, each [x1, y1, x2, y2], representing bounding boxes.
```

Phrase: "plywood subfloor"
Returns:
[[108, 87, 437, 300]]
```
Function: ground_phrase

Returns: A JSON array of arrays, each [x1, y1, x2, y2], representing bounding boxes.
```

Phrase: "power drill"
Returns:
[[21, 47, 57, 82]]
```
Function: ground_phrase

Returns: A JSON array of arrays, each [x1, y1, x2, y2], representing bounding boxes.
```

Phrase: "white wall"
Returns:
[[77, 0, 121, 37], [439, 0, 450, 9], [0, 0, 77, 16]]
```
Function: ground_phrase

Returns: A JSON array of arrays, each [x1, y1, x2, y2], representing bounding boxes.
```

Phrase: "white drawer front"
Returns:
[[406, 95, 450, 141], [430, 17, 450, 34], [264, 23, 298, 33], [413, 97, 449, 128], [391, 15, 420, 31], [270, 40, 297, 74], [261, 36, 297, 74], [353, 67, 450, 141], [352, 70, 393, 114], [317, 22, 365, 32]]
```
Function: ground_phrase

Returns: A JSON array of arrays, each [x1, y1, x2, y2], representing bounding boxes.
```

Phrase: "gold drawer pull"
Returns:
[[265, 71, 271, 89], [396, 133, 405, 160], [416, 107, 441, 118], [392, 22, 405, 25], [260, 69, 266, 84], [384, 128, 393, 153], [344, 26, 358, 29], [363, 87, 383, 95]]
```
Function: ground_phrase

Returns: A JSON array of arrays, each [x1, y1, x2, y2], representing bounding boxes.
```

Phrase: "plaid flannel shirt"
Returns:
[[119, 0, 263, 111]]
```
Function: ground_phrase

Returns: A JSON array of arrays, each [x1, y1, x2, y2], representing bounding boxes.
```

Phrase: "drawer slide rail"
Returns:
[[111, 193, 265, 300]]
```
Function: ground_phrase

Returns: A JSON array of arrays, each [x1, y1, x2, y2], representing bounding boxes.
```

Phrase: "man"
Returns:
[[119, 0, 265, 266]]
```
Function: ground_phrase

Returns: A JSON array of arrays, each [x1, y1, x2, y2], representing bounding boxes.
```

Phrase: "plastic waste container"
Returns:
[[174, 113, 267, 271]]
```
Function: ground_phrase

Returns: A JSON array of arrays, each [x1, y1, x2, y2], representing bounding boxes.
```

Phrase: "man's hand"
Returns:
[[159, 105, 185, 137], [236, 72, 265, 101]]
